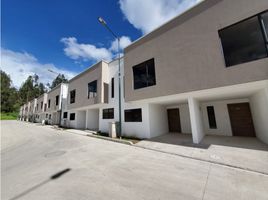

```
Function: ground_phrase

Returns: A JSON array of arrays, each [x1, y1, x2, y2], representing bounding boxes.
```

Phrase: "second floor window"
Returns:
[[70, 90, 76, 104], [111, 78, 114, 98], [56, 95, 59, 106], [41, 102, 43, 109], [133, 58, 156, 90], [88, 80, 97, 98], [48, 99, 51, 108], [219, 10, 268, 67]]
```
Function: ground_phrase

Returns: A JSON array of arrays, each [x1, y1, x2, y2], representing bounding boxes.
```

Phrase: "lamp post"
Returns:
[[98, 17, 122, 138]]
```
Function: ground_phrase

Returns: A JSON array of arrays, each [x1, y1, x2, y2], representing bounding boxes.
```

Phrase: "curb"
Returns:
[[87, 134, 133, 145]]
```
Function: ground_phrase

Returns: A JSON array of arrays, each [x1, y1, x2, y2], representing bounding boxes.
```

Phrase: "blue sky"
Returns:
[[1, 0, 200, 87]]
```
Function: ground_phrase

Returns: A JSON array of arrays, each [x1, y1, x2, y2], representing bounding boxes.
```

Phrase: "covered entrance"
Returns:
[[227, 103, 255, 137], [167, 108, 181, 132]]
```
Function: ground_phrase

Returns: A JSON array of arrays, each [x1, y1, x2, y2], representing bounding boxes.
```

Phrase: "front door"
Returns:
[[167, 108, 181, 132], [227, 103, 255, 137]]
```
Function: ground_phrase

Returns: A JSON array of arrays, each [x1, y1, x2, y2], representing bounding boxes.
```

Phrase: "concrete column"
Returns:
[[85, 110, 88, 129], [188, 97, 204, 144]]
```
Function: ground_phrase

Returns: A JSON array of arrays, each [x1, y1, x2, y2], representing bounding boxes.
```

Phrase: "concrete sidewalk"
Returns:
[[135, 134, 268, 174]]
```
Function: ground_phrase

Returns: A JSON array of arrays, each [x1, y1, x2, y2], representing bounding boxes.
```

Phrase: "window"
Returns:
[[48, 99, 51, 108], [70, 113, 75, 120], [102, 108, 114, 119], [111, 78, 114, 98], [63, 112, 68, 118], [41, 102, 43, 109], [219, 11, 268, 67], [124, 108, 142, 122], [46, 113, 48, 118], [49, 114, 51, 119], [36, 104, 38, 111], [88, 80, 97, 98], [70, 90, 76, 104], [56, 95, 59, 106], [44, 103, 47, 111], [207, 106, 217, 129], [133, 58, 156, 89]]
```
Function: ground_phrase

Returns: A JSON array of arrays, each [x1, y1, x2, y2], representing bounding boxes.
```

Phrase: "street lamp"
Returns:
[[98, 17, 122, 138]]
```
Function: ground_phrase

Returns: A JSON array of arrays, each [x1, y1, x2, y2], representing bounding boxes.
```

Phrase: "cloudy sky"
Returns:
[[1, 0, 201, 88]]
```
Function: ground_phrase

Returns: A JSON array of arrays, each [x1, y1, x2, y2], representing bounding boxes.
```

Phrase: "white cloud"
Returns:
[[61, 36, 132, 62], [119, 0, 202, 34], [1, 48, 77, 88], [109, 36, 132, 52]]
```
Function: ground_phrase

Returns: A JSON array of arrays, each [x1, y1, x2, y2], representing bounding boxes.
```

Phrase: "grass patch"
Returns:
[[0, 112, 18, 120]]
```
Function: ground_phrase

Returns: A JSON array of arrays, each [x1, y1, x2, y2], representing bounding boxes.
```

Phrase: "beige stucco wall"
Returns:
[[124, 0, 268, 102], [67, 61, 109, 110], [36, 93, 47, 114], [47, 84, 62, 112]]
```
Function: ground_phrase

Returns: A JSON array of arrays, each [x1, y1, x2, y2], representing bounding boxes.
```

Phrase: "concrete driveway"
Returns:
[[136, 133, 268, 174], [1, 121, 268, 200]]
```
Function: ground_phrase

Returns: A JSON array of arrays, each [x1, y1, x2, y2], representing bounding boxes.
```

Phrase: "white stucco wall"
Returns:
[[201, 98, 249, 136], [149, 104, 168, 138], [250, 89, 268, 144], [77, 111, 86, 129], [86, 109, 99, 131]]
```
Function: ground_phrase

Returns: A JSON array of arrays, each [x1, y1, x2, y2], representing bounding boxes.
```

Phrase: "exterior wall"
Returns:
[[77, 111, 86, 129], [201, 98, 249, 136], [86, 109, 99, 130], [47, 84, 62, 112], [67, 61, 108, 111], [148, 104, 168, 138], [35, 93, 48, 122], [250, 88, 268, 144], [124, 0, 268, 102]]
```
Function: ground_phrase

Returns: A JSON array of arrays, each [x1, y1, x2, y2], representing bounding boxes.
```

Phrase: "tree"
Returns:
[[0, 70, 18, 112], [50, 74, 68, 89]]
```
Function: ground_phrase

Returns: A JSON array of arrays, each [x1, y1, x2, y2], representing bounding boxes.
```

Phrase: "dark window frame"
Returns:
[[88, 80, 98, 99], [41, 102, 43, 110], [218, 10, 268, 67], [133, 58, 156, 90], [48, 99, 51, 108], [63, 112, 68, 119], [70, 113, 75, 120], [70, 90, 76, 104], [102, 108, 114, 119], [124, 108, 142, 122], [207, 106, 217, 129], [111, 78, 114, 98], [55, 95, 59, 106]]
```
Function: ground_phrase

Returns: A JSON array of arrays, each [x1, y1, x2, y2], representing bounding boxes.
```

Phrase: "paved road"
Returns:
[[1, 121, 268, 200]]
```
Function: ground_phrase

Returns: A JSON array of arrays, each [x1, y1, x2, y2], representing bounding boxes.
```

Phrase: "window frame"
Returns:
[[88, 80, 98, 99], [207, 106, 217, 129], [102, 108, 114, 119], [132, 58, 156, 90], [48, 99, 51, 108], [124, 108, 142, 122], [63, 112, 68, 119], [70, 90, 76, 104], [70, 113, 75, 120], [218, 10, 268, 67], [111, 77, 114, 98], [55, 95, 59, 106]]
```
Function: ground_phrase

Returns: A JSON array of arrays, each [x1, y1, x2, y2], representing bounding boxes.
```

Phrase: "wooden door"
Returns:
[[167, 109, 181, 133], [227, 103, 255, 137]]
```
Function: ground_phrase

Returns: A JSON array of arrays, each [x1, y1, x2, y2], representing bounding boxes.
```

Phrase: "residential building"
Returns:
[[123, 0, 268, 143], [35, 93, 48, 123], [28, 98, 37, 122], [46, 83, 68, 125]]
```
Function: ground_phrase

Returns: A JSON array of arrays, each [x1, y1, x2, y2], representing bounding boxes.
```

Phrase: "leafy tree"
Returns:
[[50, 74, 68, 89], [0, 70, 18, 113]]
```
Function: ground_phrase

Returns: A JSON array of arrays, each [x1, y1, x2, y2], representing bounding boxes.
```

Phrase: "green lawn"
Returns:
[[0, 112, 18, 120]]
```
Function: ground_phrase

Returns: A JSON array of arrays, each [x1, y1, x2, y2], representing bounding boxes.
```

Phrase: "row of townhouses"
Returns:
[[19, 0, 268, 144]]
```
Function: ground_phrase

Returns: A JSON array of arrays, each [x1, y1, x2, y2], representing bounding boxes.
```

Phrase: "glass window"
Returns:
[[102, 108, 114, 119], [48, 99, 51, 108], [70, 90, 76, 104], [88, 80, 97, 98], [70, 113, 75, 120], [111, 78, 114, 98], [124, 108, 142, 122], [207, 106, 217, 129], [133, 58, 156, 89], [261, 11, 268, 38], [219, 12, 268, 67], [63, 112, 68, 118], [41, 102, 43, 109], [56, 95, 59, 106]]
